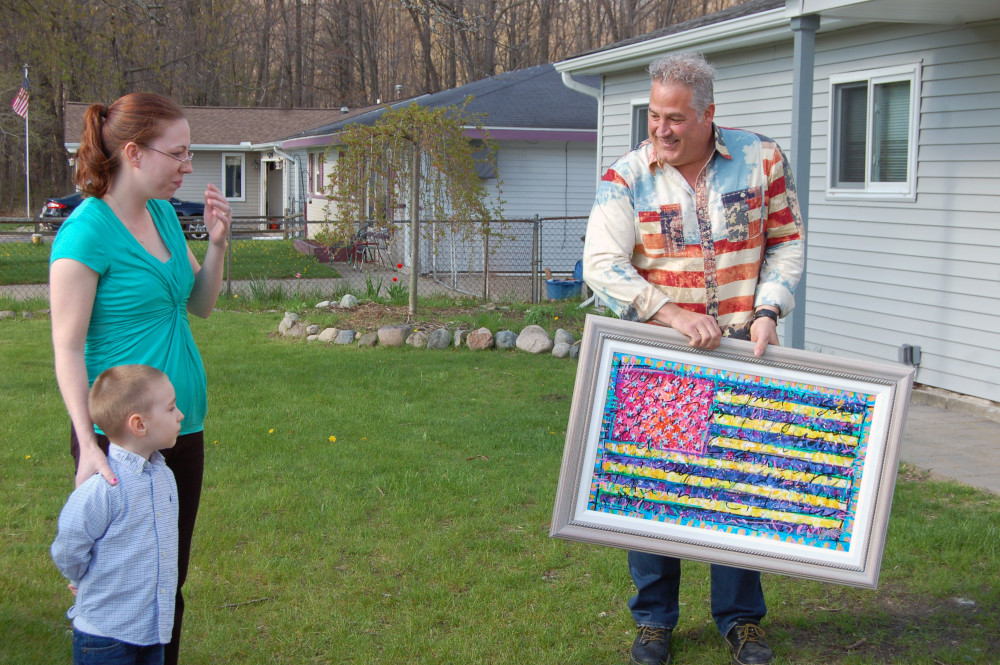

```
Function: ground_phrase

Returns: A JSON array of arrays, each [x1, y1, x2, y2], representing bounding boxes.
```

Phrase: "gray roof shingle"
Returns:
[[290, 63, 598, 140]]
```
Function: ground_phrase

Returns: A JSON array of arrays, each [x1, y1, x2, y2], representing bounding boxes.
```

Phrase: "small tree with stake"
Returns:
[[319, 99, 504, 319]]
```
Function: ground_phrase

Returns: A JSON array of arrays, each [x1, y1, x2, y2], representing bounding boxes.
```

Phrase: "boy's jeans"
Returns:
[[627, 550, 767, 636], [73, 629, 164, 665]]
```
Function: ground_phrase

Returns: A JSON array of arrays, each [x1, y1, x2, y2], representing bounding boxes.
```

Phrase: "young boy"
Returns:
[[51, 364, 183, 665]]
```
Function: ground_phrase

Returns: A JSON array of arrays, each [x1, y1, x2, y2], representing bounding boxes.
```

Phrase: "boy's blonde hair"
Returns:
[[88, 365, 169, 440]]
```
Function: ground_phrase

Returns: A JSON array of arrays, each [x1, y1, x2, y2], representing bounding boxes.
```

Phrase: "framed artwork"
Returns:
[[551, 315, 915, 588]]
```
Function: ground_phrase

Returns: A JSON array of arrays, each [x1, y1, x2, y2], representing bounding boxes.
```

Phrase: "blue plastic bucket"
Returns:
[[545, 278, 583, 300]]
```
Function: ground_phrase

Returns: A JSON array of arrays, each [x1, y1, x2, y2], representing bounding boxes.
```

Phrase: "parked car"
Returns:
[[40, 194, 208, 240]]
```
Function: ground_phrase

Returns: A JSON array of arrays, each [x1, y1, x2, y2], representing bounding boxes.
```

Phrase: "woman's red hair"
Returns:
[[75, 92, 185, 198]]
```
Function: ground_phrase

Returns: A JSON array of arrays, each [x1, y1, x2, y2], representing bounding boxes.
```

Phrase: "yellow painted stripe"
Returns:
[[602, 460, 846, 510], [598, 482, 843, 529], [714, 391, 862, 424], [710, 437, 855, 468], [604, 442, 850, 489], [713, 413, 859, 447]]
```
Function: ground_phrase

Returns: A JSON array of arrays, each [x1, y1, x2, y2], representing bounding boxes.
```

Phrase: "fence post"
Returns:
[[532, 215, 540, 303], [482, 221, 490, 301]]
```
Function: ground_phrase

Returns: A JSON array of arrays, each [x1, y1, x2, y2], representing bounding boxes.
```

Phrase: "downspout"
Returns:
[[786, 14, 820, 350], [561, 71, 604, 195], [560, 72, 599, 99]]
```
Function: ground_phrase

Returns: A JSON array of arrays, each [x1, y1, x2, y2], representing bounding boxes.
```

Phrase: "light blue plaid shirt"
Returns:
[[51, 444, 179, 645]]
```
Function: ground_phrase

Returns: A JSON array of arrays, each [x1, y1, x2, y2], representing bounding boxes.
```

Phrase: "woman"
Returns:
[[49, 92, 231, 665]]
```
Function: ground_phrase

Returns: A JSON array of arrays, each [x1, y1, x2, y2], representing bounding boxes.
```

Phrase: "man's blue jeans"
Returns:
[[72, 629, 164, 665], [627, 550, 766, 636]]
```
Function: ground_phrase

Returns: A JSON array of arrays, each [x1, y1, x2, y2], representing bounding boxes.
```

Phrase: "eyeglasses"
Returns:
[[146, 146, 195, 166]]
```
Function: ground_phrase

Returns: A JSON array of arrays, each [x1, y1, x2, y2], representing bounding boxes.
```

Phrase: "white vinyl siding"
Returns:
[[590, 20, 999, 402], [808, 21, 1000, 402], [173, 150, 258, 217], [488, 140, 596, 219]]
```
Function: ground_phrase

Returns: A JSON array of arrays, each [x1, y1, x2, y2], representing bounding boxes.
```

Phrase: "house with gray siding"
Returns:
[[555, 0, 1000, 402], [279, 63, 598, 273]]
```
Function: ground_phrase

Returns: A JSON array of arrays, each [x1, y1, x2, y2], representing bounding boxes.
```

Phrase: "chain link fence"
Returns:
[[2, 215, 591, 306]]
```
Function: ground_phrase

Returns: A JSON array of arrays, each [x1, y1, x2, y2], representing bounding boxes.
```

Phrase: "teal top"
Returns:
[[50, 197, 207, 435]]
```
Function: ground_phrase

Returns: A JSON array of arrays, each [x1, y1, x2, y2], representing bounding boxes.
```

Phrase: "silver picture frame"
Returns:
[[551, 315, 915, 588]]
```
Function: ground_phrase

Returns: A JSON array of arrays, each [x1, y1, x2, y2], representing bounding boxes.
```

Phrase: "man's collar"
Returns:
[[713, 124, 732, 160]]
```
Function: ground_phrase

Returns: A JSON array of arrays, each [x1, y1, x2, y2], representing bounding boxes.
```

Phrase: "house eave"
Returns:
[[555, 8, 792, 75], [554, 8, 868, 75]]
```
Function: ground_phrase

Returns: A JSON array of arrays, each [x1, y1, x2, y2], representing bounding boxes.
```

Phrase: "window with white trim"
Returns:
[[828, 64, 920, 198], [631, 102, 649, 149], [222, 153, 245, 201]]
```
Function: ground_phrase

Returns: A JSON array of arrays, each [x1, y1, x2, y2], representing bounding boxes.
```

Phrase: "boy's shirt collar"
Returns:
[[108, 442, 167, 476]]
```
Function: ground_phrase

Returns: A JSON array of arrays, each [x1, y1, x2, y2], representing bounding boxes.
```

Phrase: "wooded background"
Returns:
[[0, 0, 739, 213]]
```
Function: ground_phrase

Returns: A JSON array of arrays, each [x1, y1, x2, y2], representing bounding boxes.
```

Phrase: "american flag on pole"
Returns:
[[11, 75, 29, 118]]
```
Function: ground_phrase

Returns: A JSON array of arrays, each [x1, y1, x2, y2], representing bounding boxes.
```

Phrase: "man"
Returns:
[[582, 52, 805, 665]]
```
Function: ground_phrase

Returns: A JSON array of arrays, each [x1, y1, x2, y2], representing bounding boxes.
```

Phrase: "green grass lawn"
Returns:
[[1, 313, 997, 664], [0, 238, 340, 285]]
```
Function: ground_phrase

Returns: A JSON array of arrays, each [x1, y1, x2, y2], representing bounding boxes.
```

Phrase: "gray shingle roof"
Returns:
[[290, 63, 598, 140]]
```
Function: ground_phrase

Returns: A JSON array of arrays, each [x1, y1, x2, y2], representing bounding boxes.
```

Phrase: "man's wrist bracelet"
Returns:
[[753, 308, 779, 324]]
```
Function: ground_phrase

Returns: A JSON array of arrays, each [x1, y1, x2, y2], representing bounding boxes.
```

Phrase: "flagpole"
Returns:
[[23, 64, 30, 218]]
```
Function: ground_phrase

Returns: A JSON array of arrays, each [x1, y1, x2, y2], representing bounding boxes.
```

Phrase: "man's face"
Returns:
[[647, 81, 715, 174]]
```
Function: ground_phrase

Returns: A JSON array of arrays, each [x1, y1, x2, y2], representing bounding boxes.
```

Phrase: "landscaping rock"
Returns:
[[21, 311, 33, 319], [552, 342, 571, 358], [427, 328, 452, 349], [357, 332, 378, 347], [340, 294, 359, 308], [307, 334, 319, 342], [554, 328, 575, 346], [454, 329, 470, 347], [406, 331, 429, 348], [318, 327, 338, 343], [495, 330, 518, 350], [306, 324, 321, 335], [569, 342, 581, 360], [467, 327, 494, 350], [0, 310, 15, 320], [278, 312, 306, 337], [334, 330, 356, 345], [315, 300, 331, 309], [378, 324, 411, 347], [515, 325, 553, 354]]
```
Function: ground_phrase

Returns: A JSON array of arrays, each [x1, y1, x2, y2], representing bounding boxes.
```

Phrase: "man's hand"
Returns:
[[750, 306, 780, 357], [651, 303, 722, 349]]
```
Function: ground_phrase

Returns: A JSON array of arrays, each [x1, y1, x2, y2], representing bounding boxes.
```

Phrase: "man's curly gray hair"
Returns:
[[648, 52, 716, 119]]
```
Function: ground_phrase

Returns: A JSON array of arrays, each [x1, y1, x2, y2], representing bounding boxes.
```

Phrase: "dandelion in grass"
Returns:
[[329, 436, 337, 443], [25, 455, 31, 460], [268, 428, 275, 434]]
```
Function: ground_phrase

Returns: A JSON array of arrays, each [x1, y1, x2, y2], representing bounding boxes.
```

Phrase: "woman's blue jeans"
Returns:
[[72, 629, 164, 665], [627, 550, 766, 636]]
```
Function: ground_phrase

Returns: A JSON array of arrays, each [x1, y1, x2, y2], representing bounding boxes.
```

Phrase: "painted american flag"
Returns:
[[589, 352, 877, 552]]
